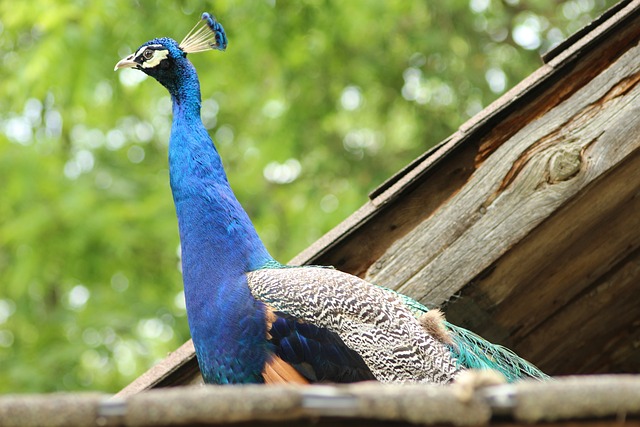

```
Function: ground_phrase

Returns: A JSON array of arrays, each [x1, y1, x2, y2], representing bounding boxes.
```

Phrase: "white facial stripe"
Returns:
[[140, 48, 169, 69], [135, 44, 163, 56]]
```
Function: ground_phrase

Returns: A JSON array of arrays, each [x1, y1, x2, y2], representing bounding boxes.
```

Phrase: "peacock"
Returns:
[[115, 13, 549, 385]]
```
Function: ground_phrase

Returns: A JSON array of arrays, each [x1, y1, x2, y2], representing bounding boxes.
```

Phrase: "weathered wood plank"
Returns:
[[444, 141, 640, 375], [365, 39, 640, 309], [488, 150, 640, 335], [520, 245, 640, 374]]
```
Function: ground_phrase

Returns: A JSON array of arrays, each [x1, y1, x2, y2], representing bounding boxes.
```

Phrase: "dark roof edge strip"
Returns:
[[116, 340, 197, 397], [541, 0, 634, 63], [369, 0, 640, 204], [368, 135, 454, 200]]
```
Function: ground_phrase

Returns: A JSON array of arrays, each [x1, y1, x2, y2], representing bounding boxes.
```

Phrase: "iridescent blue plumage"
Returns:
[[270, 315, 375, 382], [180, 13, 227, 54], [115, 13, 548, 385], [201, 13, 228, 51], [116, 20, 271, 384]]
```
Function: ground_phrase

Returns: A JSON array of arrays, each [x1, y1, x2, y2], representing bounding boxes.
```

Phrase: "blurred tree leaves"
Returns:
[[0, 0, 616, 392]]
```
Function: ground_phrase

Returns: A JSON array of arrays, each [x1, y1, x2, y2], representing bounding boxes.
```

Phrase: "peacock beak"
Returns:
[[114, 54, 138, 71]]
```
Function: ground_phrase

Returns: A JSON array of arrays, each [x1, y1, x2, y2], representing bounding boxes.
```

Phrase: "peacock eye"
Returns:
[[142, 49, 154, 60]]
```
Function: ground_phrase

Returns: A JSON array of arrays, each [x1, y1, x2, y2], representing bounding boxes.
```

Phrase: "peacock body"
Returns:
[[115, 13, 549, 385]]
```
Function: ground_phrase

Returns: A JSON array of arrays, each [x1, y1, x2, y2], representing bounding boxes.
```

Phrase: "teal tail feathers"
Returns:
[[445, 321, 549, 382], [391, 289, 549, 382]]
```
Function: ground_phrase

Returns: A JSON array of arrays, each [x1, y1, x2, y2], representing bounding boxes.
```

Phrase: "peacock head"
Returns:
[[114, 13, 227, 90]]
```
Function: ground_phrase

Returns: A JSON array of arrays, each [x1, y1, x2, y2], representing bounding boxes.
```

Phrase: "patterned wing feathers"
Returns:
[[247, 267, 461, 384]]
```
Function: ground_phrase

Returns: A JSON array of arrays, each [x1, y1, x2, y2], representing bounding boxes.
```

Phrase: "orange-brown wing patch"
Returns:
[[263, 355, 309, 384], [265, 306, 278, 340]]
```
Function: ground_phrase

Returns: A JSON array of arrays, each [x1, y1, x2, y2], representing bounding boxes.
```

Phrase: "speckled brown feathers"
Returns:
[[247, 267, 462, 384], [419, 309, 454, 346]]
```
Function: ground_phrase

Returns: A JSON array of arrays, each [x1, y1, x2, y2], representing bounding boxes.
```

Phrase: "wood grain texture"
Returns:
[[365, 40, 640, 308], [434, 131, 640, 376]]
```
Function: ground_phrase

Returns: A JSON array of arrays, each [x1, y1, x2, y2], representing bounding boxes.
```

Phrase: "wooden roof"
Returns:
[[118, 0, 640, 396]]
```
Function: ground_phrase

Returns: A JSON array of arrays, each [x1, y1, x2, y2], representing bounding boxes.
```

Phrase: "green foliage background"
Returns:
[[0, 0, 614, 393]]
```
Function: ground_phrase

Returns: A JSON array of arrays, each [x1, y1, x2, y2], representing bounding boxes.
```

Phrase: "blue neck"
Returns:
[[167, 60, 274, 383]]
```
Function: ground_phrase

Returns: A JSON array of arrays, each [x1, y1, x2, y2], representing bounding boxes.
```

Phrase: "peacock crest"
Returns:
[[180, 12, 228, 54]]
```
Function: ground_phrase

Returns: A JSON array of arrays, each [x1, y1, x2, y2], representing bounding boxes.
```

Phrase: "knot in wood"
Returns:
[[548, 146, 582, 183]]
